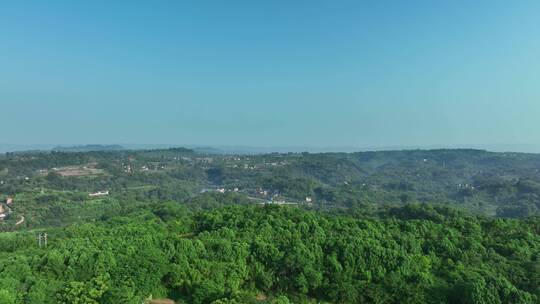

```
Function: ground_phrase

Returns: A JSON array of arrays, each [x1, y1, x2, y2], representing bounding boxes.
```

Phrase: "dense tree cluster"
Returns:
[[0, 204, 538, 303]]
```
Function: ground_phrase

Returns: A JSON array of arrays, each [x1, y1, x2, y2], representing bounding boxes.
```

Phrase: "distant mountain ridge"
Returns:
[[52, 144, 126, 152], [2, 143, 540, 154]]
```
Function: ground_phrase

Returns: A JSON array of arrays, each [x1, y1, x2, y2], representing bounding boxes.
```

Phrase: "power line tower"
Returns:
[[37, 232, 48, 248]]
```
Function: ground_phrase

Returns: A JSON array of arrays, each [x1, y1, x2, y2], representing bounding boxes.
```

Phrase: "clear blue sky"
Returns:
[[1, 1, 539, 149]]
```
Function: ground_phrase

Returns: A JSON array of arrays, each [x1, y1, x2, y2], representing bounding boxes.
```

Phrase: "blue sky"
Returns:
[[1, 1, 539, 149]]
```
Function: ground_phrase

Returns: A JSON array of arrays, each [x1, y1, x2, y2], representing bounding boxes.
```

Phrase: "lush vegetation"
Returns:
[[0, 204, 538, 303], [1, 148, 539, 303], [2, 148, 540, 221]]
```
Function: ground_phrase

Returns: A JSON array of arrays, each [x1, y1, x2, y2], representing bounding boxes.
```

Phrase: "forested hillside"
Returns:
[[1, 149, 539, 303], [2, 148, 540, 225]]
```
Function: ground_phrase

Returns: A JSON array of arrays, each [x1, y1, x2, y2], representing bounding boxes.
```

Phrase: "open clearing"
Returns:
[[41, 163, 105, 177]]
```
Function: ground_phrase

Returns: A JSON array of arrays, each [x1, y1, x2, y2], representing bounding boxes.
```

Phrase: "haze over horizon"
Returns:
[[3, 142, 540, 155], [2, 1, 539, 148]]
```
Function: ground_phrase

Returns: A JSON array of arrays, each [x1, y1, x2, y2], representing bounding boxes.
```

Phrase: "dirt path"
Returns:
[[15, 215, 24, 225]]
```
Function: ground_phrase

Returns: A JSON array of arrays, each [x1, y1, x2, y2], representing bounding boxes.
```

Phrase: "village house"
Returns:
[[0, 204, 5, 220], [6, 197, 13, 205], [89, 191, 109, 197]]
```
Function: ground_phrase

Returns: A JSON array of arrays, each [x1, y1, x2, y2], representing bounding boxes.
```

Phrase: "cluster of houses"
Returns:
[[122, 163, 134, 173], [265, 161, 288, 167], [215, 187, 239, 193], [123, 163, 168, 173], [253, 188, 313, 204], [265, 200, 298, 206], [457, 183, 476, 190], [264, 196, 313, 206], [225, 161, 289, 170], [228, 164, 258, 170]]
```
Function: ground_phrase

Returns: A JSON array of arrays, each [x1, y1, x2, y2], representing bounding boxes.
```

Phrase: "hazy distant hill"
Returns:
[[52, 144, 126, 152], [190, 146, 228, 154], [0, 144, 54, 153]]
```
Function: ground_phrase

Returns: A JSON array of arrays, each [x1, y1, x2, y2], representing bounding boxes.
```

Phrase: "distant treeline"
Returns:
[[2, 148, 540, 217]]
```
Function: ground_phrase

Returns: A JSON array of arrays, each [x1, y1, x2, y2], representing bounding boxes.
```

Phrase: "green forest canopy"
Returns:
[[0, 204, 538, 303]]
